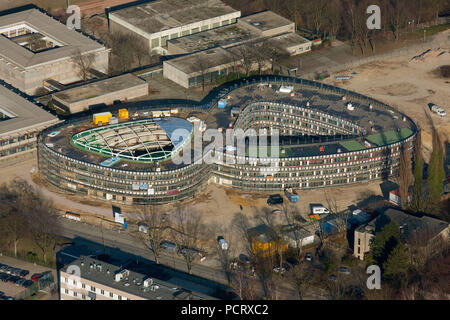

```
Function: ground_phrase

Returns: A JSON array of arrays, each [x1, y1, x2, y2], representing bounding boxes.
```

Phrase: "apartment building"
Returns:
[[354, 208, 449, 260]]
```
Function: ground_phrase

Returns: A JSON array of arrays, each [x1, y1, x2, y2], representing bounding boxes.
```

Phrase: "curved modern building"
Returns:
[[38, 77, 417, 204]]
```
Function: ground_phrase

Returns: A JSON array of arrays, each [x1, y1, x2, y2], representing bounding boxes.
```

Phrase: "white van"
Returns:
[[311, 205, 330, 215]]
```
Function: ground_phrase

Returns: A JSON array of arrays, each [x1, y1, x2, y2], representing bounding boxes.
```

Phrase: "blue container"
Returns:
[[218, 99, 227, 109]]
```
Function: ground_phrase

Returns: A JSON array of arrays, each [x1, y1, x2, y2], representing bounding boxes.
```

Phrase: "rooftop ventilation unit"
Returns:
[[115, 269, 130, 282], [143, 278, 153, 288]]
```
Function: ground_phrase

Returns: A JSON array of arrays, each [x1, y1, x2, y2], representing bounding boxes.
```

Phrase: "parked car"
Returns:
[[273, 266, 286, 274], [238, 254, 251, 265], [22, 280, 34, 288], [286, 257, 299, 266], [328, 274, 337, 282], [0, 274, 10, 282], [305, 253, 313, 261], [160, 241, 177, 254], [30, 273, 42, 282], [19, 270, 29, 278], [8, 276, 20, 283], [5, 267, 14, 274], [338, 267, 351, 275], [0, 264, 8, 271], [267, 194, 283, 205], [217, 236, 228, 250], [15, 278, 26, 286]]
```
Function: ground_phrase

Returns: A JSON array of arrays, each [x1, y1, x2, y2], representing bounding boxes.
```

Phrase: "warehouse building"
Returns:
[[51, 74, 149, 114], [108, 0, 241, 55], [0, 84, 60, 167], [0, 8, 110, 95]]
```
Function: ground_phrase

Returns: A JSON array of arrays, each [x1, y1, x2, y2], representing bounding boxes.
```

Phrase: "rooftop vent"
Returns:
[[143, 278, 153, 288]]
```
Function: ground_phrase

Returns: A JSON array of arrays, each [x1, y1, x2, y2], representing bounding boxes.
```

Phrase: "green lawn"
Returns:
[[339, 140, 366, 152]]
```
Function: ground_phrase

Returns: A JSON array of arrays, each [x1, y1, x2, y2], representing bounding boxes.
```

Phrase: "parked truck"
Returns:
[[284, 188, 299, 202], [431, 104, 446, 117]]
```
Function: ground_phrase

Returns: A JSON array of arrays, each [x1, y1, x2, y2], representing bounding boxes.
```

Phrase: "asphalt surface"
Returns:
[[58, 217, 229, 285]]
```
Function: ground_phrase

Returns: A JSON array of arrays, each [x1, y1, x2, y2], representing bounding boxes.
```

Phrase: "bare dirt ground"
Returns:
[[326, 29, 450, 162]]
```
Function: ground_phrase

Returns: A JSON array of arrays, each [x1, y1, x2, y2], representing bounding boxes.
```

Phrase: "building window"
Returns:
[[201, 25, 208, 31], [151, 38, 159, 48], [65, 289, 69, 294], [170, 33, 178, 39], [91, 286, 96, 293], [82, 284, 85, 289], [110, 292, 113, 298], [118, 295, 122, 300], [101, 289, 105, 295], [161, 35, 169, 46], [357, 247, 360, 254], [74, 292, 78, 297], [358, 239, 361, 245], [82, 294, 86, 300]]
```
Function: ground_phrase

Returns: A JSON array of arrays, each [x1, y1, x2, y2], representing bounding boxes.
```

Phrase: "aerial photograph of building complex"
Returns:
[[0, 0, 449, 311]]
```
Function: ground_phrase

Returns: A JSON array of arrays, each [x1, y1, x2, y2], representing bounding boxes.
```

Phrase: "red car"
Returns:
[[30, 273, 42, 282]]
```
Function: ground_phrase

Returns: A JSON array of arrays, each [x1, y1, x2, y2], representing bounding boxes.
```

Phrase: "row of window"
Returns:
[[151, 18, 237, 48]]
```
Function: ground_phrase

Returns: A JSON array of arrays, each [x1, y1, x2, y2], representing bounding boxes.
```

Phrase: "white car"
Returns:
[[436, 109, 446, 117]]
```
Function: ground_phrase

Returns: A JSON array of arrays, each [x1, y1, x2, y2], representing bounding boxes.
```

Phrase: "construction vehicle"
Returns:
[[284, 188, 299, 202]]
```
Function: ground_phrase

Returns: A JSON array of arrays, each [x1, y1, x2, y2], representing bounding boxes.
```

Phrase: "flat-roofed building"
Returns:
[[0, 8, 110, 95], [268, 32, 312, 56], [167, 11, 311, 56], [108, 0, 241, 55], [51, 74, 149, 114], [238, 11, 295, 37], [0, 84, 60, 167], [59, 255, 216, 300]]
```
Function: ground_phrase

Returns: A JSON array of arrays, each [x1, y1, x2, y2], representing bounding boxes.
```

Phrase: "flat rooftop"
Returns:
[[0, 85, 59, 136], [169, 23, 258, 53], [61, 256, 215, 300], [269, 32, 311, 49], [240, 11, 294, 32], [0, 9, 107, 69], [52, 74, 147, 104], [110, 0, 239, 35], [165, 47, 236, 74]]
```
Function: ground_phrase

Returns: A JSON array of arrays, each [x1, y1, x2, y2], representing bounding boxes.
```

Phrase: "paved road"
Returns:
[[58, 218, 230, 285]]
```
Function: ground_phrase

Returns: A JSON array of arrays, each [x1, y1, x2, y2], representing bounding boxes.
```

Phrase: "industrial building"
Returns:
[[354, 209, 449, 260], [0, 84, 60, 167], [108, 0, 241, 55], [0, 8, 110, 95], [164, 11, 311, 88], [59, 255, 215, 300], [51, 74, 149, 114], [37, 77, 417, 204]]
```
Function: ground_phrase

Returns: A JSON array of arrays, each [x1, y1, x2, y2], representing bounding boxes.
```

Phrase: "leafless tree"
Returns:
[[169, 208, 204, 275], [397, 143, 413, 208], [194, 54, 209, 93], [134, 205, 168, 264], [230, 269, 260, 300], [71, 48, 96, 81], [0, 180, 29, 258]]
